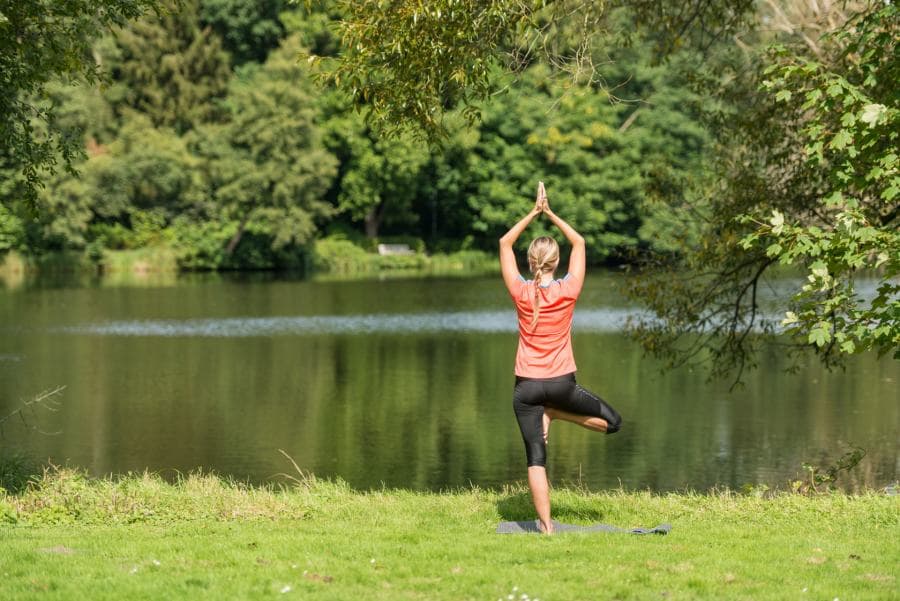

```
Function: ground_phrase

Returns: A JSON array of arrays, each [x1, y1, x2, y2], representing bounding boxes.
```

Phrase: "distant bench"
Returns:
[[377, 244, 415, 256]]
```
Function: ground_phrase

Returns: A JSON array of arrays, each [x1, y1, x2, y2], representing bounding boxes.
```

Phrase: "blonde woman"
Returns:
[[499, 181, 622, 534]]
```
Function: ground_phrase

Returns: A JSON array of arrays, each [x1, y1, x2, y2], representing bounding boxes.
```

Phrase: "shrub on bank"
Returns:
[[312, 235, 495, 276]]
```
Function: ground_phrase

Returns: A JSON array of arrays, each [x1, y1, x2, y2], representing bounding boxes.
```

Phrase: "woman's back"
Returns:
[[509, 274, 582, 378]]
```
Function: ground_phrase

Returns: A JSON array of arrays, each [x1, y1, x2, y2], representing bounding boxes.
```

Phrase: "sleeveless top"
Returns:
[[508, 273, 582, 378]]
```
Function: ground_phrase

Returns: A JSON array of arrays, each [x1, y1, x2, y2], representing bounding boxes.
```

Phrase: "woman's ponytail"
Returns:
[[531, 265, 542, 330], [526, 236, 560, 331]]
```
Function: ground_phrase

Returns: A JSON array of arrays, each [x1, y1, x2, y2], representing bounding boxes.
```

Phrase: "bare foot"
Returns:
[[542, 410, 552, 444], [539, 520, 554, 535]]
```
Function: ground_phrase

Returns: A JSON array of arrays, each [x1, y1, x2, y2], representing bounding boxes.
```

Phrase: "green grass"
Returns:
[[1, 468, 897, 600]]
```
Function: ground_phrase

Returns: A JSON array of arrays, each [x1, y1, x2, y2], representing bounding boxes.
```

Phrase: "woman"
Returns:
[[499, 181, 622, 534]]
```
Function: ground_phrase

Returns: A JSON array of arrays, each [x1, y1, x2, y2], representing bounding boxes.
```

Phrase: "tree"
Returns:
[[29, 113, 204, 252], [320, 95, 428, 239], [195, 34, 338, 256], [101, 0, 232, 134], [626, 2, 898, 382], [310, 0, 755, 139], [746, 4, 897, 360], [0, 0, 159, 209], [199, 0, 285, 65]]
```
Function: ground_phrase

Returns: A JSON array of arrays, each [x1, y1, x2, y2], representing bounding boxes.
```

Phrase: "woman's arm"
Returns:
[[543, 200, 585, 283], [499, 187, 544, 293]]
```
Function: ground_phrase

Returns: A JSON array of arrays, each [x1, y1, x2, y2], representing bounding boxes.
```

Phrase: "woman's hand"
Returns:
[[533, 181, 546, 214], [538, 181, 551, 214]]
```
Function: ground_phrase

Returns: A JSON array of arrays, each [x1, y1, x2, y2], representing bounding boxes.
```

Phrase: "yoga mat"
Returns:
[[496, 520, 671, 535]]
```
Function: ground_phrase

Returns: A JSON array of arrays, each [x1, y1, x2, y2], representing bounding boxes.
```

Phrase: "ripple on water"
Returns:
[[54, 309, 646, 337]]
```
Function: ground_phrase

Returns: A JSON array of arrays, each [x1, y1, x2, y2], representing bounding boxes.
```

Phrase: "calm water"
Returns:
[[1, 272, 897, 491]]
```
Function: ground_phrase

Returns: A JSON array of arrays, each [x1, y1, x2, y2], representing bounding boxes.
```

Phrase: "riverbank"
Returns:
[[2, 469, 897, 600], [0, 243, 498, 288]]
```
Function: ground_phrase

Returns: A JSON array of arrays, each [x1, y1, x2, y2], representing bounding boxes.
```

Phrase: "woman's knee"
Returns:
[[601, 399, 622, 434], [605, 412, 622, 434]]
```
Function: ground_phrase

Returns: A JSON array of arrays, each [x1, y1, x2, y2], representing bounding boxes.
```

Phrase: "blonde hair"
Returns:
[[527, 236, 560, 330]]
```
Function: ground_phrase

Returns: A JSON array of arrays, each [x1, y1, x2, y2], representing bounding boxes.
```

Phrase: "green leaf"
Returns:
[[769, 209, 784, 234], [810, 261, 828, 278], [840, 112, 857, 127], [775, 90, 791, 102], [860, 103, 886, 126], [830, 129, 852, 150], [808, 324, 831, 347], [824, 191, 843, 206]]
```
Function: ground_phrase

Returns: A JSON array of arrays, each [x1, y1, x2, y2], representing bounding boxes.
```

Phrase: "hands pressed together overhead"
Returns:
[[500, 179, 585, 290], [533, 180, 552, 215]]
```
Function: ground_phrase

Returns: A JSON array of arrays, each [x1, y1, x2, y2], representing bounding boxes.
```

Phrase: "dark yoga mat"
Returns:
[[496, 520, 671, 535]]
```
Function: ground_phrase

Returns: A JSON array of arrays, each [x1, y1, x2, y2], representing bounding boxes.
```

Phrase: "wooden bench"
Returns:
[[377, 244, 415, 256]]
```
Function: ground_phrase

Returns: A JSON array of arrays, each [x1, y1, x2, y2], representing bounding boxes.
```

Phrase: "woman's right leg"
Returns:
[[545, 377, 622, 434], [545, 406, 609, 432]]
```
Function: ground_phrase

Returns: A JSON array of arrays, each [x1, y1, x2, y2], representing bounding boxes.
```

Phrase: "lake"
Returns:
[[1, 271, 897, 492]]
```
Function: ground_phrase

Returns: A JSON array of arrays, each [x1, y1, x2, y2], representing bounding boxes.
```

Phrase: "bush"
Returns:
[[312, 235, 374, 274]]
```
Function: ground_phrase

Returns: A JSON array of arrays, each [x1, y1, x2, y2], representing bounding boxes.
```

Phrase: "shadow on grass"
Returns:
[[495, 490, 607, 522]]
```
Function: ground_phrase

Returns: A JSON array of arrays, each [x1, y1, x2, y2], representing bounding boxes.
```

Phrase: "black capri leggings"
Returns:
[[513, 372, 622, 467]]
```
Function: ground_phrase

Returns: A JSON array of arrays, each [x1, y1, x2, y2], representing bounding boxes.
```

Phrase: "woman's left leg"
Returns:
[[513, 378, 554, 534], [527, 466, 553, 534]]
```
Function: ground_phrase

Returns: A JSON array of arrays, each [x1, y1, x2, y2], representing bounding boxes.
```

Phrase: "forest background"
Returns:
[[0, 0, 771, 271]]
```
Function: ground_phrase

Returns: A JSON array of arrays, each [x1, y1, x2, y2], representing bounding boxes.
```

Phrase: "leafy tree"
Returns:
[[627, 2, 898, 381], [199, 0, 285, 65], [195, 34, 338, 255], [320, 95, 428, 239], [420, 43, 709, 261], [33, 114, 204, 251], [311, 0, 755, 138], [280, 0, 342, 59], [0, 0, 159, 209], [102, 0, 232, 134], [746, 4, 897, 359]]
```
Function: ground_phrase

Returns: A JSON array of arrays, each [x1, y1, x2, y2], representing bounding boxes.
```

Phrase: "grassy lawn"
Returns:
[[1, 469, 897, 600]]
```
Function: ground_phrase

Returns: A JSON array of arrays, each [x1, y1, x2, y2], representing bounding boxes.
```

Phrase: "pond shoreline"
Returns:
[[0, 247, 503, 288]]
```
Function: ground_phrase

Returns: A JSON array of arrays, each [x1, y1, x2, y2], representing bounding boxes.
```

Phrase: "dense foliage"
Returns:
[[0, 0, 711, 270], [627, 2, 898, 379], [0, 0, 160, 209]]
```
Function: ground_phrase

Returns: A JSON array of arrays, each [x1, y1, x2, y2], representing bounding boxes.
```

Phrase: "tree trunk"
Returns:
[[225, 211, 252, 255], [364, 201, 386, 239]]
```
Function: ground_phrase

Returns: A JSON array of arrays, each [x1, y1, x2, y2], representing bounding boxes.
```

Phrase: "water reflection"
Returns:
[[1, 274, 897, 492]]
